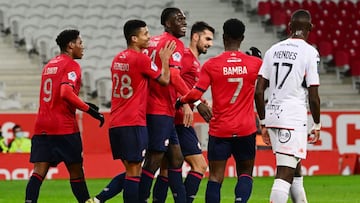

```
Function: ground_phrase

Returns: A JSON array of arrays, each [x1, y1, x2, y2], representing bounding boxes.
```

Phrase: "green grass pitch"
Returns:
[[1, 175, 360, 202]]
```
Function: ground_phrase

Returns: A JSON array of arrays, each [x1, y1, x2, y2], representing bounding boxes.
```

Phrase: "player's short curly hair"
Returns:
[[55, 29, 80, 51], [160, 7, 181, 26], [223, 18, 245, 40], [290, 9, 312, 31], [123, 19, 147, 45]]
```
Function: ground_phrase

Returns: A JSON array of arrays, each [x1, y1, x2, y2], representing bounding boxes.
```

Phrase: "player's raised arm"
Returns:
[[157, 40, 176, 85]]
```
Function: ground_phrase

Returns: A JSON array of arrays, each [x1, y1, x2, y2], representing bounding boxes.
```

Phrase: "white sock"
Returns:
[[290, 177, 308, 203], [270, 178, 291, 203]]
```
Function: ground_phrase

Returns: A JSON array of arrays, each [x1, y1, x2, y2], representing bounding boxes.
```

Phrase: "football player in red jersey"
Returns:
[[92, 19, 175, 203], [25, 29, 104, 203], [177, 19, 262, 203], [140, 7, 211, 203], [152, 21, 215, 203]]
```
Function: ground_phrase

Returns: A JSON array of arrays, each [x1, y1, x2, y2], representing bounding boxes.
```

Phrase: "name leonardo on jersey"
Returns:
[[273, 51, 297, 60], [223, 66, 248, 75]]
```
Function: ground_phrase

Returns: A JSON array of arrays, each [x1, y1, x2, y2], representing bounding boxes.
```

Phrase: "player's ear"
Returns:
[[193, 33, 200, 41], [131, 35, 137, 43]]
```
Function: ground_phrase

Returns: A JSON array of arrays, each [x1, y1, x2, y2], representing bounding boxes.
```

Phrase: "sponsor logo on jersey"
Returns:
[[68, 71, 77, 82], [172, 52, 181, 62]]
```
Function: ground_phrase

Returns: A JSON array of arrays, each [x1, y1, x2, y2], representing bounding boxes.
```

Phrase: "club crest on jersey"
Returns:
[[172, 52, 181, 62], [278, 129, 291, 143], [151, 62, 158, 71], [68, 71, 77, 82]]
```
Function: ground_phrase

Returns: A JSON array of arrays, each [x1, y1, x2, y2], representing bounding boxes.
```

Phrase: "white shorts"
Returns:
[[268, 126, 307, 159]]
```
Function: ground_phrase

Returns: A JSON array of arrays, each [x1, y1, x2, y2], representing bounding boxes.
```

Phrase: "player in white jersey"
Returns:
[[255, 9, 320, 203]]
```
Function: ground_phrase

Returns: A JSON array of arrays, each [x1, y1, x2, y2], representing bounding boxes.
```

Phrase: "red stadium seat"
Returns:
[[283, 0, 300, 12], [335, 50, 350, 67], [350, 59, 360, 76], [301, 0, 320, 20], [319, 0, 337, 14], [307, 31, 318, 47], [257, 1, 271, 18], [334, 50, 350, 80], [270, 9, 287, 35], [350, 59, 360, 89], [338, 0, 355, 14], [318, 40, 333, 62]]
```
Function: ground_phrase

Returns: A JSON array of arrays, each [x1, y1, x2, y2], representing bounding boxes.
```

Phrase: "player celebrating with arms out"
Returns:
[[25, 29, 104, 203], [255, 9, 321, 203], [177, 18, 262, 203]]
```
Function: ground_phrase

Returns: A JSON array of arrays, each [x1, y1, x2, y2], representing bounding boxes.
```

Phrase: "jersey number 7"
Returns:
[[228, 77, 243, 104], [274, 62, 293, 89]]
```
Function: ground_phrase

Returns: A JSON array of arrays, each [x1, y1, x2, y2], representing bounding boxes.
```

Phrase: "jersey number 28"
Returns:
[[112, 73, 133, 99]]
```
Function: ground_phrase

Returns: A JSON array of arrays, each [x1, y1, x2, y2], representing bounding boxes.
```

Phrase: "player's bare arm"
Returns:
[[308, 85, 321, 144], [158, 40, 177, 85], [255, 75, 270, 145]]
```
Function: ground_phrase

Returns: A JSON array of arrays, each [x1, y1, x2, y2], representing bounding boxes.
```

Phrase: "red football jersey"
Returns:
[[110, 49, 162, 127], [174, 48, 200, 125], [195, 51, 262, 137], [34, 54, 82, 135], [143, 32, 185, 117]]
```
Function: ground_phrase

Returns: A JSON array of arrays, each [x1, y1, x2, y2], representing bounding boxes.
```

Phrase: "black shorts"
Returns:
[[207, 133, 256, 162], [176, 125, 202, 156], [147, 114, 178, 152], [109, 126, 148, 162], [30, 133, 83, 167]]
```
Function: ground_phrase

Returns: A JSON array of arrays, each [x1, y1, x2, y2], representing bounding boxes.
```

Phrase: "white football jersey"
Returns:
[[259, 38, 320, 129]]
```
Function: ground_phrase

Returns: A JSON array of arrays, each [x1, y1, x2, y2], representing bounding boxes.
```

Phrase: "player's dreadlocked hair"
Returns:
[[223, 18, 245, 40], [190, 21, 215, 37], [124, 19, 147, 45], [56, 29, 80, 52], [160, 7, 181, 26]]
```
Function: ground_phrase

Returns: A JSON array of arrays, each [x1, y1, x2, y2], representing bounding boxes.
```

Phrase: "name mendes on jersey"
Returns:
[[113, 62, 129, 71], [273, 51, 298, 60], [223, 66, 248, 75]]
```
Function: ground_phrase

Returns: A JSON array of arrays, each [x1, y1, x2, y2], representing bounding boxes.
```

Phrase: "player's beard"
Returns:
[[197, 43, 207, 55]]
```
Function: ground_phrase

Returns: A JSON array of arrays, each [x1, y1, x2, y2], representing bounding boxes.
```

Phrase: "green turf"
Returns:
[[1, 175, 360, 202]]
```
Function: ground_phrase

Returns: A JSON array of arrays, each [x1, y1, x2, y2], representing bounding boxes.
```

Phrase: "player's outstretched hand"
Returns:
[[86, 103, 105, 127], [159, 40, 176, 62], [246, 46, 262, 59], [196, 103, 212, 123]]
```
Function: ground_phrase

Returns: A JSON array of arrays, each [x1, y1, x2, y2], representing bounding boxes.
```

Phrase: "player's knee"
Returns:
[[169, 154, 184, 168], [190, 159, 208, 174]]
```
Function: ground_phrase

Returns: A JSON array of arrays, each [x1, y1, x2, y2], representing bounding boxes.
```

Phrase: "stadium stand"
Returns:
[[0, 0, 360, 110]]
